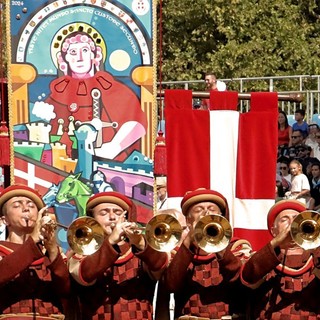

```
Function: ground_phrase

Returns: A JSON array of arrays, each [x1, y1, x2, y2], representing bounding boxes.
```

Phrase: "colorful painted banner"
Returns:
[[8, 0, 156, 250]]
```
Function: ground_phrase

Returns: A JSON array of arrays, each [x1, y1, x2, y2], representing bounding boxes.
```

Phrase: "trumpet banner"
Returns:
[[8, 0, 156, 250], [165, 90, 278, 251]]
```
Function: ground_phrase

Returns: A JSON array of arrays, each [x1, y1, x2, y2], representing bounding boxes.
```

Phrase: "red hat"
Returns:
[[0, 185, 44, 214], [181, 188, 229, 218], [267, 199, 306, 233], [86, 191, 136, 221]]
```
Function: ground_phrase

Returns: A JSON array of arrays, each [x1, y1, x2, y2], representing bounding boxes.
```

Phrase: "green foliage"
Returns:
[[159, 0, 320, 91]]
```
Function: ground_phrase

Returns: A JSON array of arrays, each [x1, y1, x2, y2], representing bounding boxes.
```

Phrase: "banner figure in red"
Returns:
[[46, 28, 147, 161]]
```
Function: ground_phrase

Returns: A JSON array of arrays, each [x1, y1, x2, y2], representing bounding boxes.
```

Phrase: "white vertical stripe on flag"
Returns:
[[209, 110, 274, 232], [233, 198, 274, 230], [209, 110, 239, 229]]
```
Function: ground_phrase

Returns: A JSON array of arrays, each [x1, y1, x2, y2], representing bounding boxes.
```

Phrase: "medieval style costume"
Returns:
[[68, 238, 168, 320], [241, 243, 320, 319], [162, 239, 251, 320], [0, 237, 70, 319]]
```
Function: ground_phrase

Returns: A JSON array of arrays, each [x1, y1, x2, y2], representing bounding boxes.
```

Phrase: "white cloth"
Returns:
[[157, 198, 168, 210], [313, 145, 320, 161], [291, 173, 310, 193], [305, 137, 318, 150], [0, 224, 5, 241]]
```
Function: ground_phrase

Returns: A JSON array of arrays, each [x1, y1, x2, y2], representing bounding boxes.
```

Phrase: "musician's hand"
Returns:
[[182, 221, 196, 249], [124, 222, 145, 250], [30, 208, 44, 244], [108, 212, 127, 245], [270, 222, 291, 249], [41, 215, 59, 261]]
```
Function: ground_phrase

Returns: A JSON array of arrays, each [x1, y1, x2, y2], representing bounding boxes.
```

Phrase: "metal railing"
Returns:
[[157, 75, 320, 123]]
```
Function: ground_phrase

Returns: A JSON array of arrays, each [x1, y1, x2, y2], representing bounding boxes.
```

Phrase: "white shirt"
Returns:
[[291, 173, 310, 192], [313, 145, 320, 161]]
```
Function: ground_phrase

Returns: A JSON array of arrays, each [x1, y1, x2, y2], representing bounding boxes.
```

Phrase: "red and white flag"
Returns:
[[165, 90, 278, 250], [14, 155, 67, 197]]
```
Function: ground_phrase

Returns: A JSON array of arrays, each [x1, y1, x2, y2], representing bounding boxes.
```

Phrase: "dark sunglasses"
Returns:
[[280, 166, 288, 170]]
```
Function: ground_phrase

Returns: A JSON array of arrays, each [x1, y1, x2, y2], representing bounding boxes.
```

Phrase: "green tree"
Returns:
[[160, 0, 320, 91]]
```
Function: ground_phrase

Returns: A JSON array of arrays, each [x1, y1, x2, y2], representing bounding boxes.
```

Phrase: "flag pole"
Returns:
[[157, 90, 302, 103], [0, 0, 9, 167]]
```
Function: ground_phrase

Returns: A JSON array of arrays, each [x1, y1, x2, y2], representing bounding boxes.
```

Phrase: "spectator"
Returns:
[[276, 161, 291, 200], [201, 72, 227, 110], [287, 146, 297, 159], [161, 188, 252, 319], [275, 173, 289, 200], [279, 158, 292, 185], [309, 162, 320, 211], [0, 185, 71, 318], [278, 110, 292, 148], [286, 159, 314, 209], [292, 108, 309, 139], [290, 129, 304, 147], [68, 191, 168, 319], [156, 176, 168, 210], [312, 131, 320, 161], [305, 122, 320, 150], [241, 200, 320, 319], [295, 144, 319, 175]]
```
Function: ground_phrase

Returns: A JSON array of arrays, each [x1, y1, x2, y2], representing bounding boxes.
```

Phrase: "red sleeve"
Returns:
[[217, 245, 242, 282], [0, 238, 43, 285], [162, 243, 193, 293], [241, 242, 280, 286], [134, 244, 168, 272], [78, 237, 120, 283], [48, 251, 71, 297]]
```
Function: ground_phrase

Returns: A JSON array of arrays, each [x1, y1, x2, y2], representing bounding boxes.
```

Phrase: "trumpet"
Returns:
[[193, 214, 232, 253], [42, 216, 105, 255], [290, 210, 320, 250], [144, 213, 185, 252], [49, 212, 232, 255], [48, 214, 183, 254]]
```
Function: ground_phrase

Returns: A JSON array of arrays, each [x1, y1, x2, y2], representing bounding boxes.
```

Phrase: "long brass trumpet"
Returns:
[[48, 216, 105, 255], [145, 213, 185, 252], [290, 210, 320, 250], [52, 214, 183, 254], [51, 213, 232, 254], [193, 214, 232, 253]]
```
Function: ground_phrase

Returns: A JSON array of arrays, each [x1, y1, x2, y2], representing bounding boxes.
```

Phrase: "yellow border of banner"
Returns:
[[5, 0, 13, 184], [5, 1, 158, 211], [152, 0, 158, 214]]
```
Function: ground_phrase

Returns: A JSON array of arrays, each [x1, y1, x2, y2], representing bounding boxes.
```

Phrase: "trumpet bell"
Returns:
[[145, 213, 183, 252], [194, 214, 232, 253], [67, 216, 105, 255], [291, 210, 320, 250]]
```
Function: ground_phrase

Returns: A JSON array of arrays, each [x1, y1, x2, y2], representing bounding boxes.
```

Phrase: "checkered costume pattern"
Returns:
[[241, 243, 320, 319], [163, 239, 251, 319], [0, 238, 69, 318], [69, 239, 168, 319]]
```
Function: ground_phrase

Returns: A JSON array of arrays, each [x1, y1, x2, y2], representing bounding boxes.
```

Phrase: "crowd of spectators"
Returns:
[[277, 108, 320, 210]]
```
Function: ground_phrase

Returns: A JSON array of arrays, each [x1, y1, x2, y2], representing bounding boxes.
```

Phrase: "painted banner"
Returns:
[[165, 90, 278, 251], [8, 0, 156, 250]]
